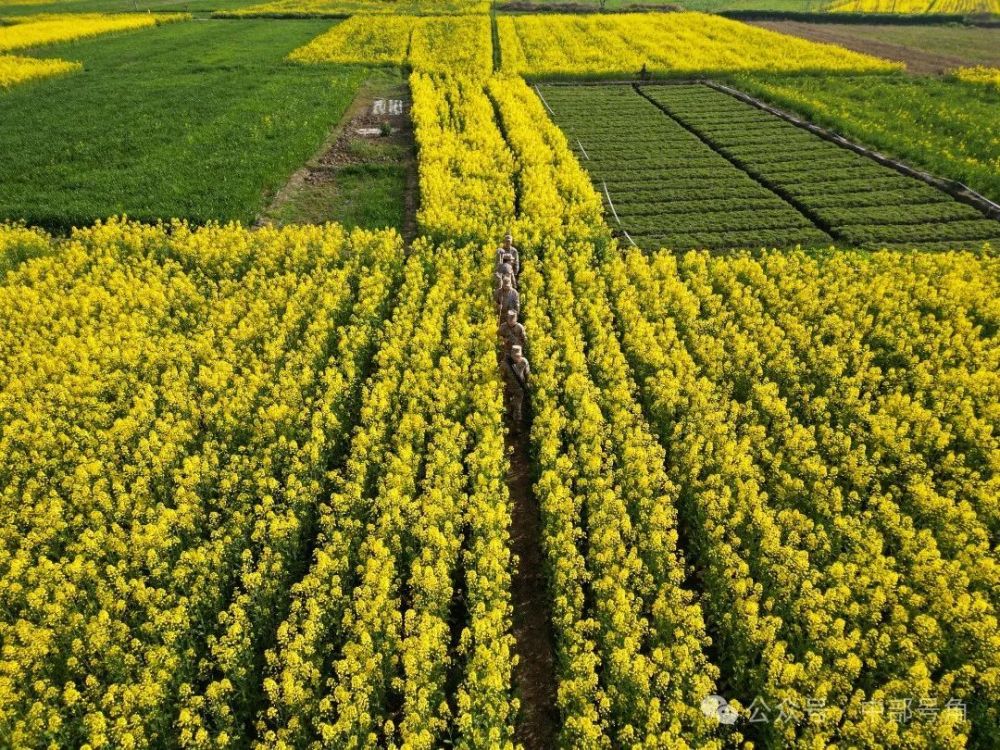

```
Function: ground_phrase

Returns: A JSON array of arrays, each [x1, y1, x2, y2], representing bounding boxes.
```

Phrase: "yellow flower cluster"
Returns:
[[0, 13, 189, 52], [0, 219, 400, 747], [289, 15, 492, 78], [522, 246, 725, 748], [498, 12, 901, 78], [601, 246, 1000, 747], [955, 65, 1000, 88], [828, 0, 999, 12], [0, 53, 80, 89], [409, 72, 610, 248], [217, 0, 489, 17], [252, 241, 515, 750], [0, 222, 50, 273], [409, 73, 516, 243], [486, 76, 607, 248]]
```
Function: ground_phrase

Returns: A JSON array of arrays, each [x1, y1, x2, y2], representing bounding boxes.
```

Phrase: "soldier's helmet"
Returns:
[[505, 232, 513, 242], [507, 310, 516, 319], [511, 345, 522, 356]]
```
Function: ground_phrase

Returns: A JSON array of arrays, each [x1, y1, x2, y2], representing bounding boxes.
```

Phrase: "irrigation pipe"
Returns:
[[602, 181, 621, 225], [577, 139, 590, 160], [534, 84, 556, 116]]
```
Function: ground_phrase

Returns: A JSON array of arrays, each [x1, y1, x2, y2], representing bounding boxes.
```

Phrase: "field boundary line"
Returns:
[[703, 80, 1000, 222], [533, 85, 556, 115], [602, 180, 621, 225], [633, 84, 837, 243]]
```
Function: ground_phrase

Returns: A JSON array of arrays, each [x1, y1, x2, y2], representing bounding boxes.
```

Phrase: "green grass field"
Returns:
[[0, 18, 366, 230]]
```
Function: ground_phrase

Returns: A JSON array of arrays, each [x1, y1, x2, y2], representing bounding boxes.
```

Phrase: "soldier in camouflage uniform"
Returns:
[[496, 233, 520, 276], [498, 309, 527, 358], [505, 345, 530, 424], [496, 274, 520, 325], [495, 254, 516, 287]]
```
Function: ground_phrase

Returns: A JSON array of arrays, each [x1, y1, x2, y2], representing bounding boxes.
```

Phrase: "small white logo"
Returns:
[[700, 694, 739, 725]]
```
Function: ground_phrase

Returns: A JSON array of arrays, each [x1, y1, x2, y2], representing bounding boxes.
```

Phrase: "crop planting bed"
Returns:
[[538, 82, 1000, 252]]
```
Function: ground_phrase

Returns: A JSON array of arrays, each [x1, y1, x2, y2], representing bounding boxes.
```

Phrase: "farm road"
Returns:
[[751, 21, 985, 74]]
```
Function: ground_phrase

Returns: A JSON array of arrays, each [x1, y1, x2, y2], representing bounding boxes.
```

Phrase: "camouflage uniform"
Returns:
[[496, 239, 520, 276], [498, 311, 527, 356], [505, 346, 530, 423], [496, 260, 516, 287], [496, 281, 520, 322]]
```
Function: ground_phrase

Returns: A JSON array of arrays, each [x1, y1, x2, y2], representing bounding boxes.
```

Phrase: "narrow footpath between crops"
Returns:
[[495, 243, 558, 749], [506, 418, 559, 749]]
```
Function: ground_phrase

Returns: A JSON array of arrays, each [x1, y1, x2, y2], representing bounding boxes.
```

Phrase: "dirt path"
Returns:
[[751, 21, 977, 74], [506, 420, 559, 750], [258, 74, 418, 240]]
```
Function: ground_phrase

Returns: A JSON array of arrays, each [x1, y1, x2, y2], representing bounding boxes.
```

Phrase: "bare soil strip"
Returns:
[[750, 20, 978, 74], [506, 420, 559, 750]]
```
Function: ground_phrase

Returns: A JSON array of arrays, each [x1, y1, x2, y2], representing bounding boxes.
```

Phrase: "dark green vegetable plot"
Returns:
[[735, 73, 1000, 205], [642, 83, 1000, 251], [540, 81, 998, 253], [538, 83, 833, 252], [0, 19, 365, 231]]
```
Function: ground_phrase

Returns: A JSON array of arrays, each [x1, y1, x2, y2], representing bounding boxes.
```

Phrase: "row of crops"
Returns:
[[403, 64, 1000, 746], [0, 221, 517, 749], [526, 241, 1000, 748], [538, 82, 1000, 252], [537, 84, 832, 251], [517, 239, 1000, 748]]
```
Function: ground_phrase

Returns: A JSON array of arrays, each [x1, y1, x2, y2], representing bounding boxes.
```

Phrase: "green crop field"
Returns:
[[539, 82, 999, 251], [0, 19, 365, 230]]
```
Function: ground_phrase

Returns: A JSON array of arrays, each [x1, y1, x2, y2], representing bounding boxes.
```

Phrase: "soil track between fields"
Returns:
[[506, 420, 559, 749], [258, 78, 418, 240], [749, 20, 981, 74]]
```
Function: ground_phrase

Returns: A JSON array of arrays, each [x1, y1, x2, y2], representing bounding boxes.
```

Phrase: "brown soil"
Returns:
[[506, 419, 559, 750], [750, 21, 976, 74]]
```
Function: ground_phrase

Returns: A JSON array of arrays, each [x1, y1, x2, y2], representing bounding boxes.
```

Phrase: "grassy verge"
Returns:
[[0, 18, 367, 230]]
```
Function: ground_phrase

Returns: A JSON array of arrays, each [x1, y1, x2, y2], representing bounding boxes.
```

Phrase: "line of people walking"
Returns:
[[494, 233, 530, 428]]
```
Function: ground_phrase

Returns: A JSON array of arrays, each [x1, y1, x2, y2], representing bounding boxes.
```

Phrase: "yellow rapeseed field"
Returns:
[[0, 53, 79, 88], [498, 12, 902, 78], [0, 13, 188, 52], [2, 5, 999, 748], [828, 0, 1000, 12], [290, 14, 492, 77], [955, 65, 1000, 87]]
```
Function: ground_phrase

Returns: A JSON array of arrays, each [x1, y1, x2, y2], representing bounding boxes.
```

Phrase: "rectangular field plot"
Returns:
[[538, 82, 1000, 252], [537, 84, 832, 251], [638, 84, 1000, 251]]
